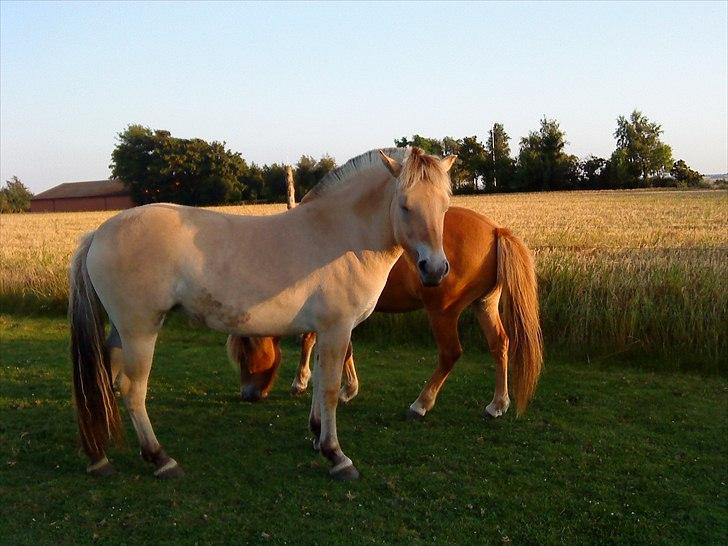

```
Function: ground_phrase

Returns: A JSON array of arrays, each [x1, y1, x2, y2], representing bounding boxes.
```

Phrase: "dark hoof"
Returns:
[[483, 410, 496, 420], [330, 463, 360, 481], [290, 385, 307, 397], [87, 459, 116, 477], [154, 460, 184, 479], [406, 408, 425, 421]]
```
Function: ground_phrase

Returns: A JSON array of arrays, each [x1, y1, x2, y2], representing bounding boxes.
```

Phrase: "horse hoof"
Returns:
[[406, 408, 425, 421], [154, 459, 184, 479], [241, 385, 262, 402], [312, 438, 321, 451], [86, 458, 116, 477], [290, 385, 307, 397], [330, 463, 360, 481], [338, 390, 357, 404]]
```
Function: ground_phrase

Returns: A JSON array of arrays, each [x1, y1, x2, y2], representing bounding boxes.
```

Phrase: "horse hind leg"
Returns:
[[338, 342, 359, 403], [474, 293, 511, 418], [120, 331, 184, 479], [291, 332, 316, 396], [407, 311, 462, 420]]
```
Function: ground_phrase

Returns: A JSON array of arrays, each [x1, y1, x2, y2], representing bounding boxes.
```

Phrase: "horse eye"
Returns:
[[400, 204, 410, 213]]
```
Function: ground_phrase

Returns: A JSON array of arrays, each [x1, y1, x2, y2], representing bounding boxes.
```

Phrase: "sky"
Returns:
[[1, 1, 726, 193]]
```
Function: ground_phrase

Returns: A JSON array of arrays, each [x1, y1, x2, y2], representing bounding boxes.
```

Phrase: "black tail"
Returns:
[[69, 232, 122, 460]]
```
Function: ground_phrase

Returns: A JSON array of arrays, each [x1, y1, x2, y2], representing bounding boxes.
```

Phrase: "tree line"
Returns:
[[109, 111, 706, 207], [0, 110, 714, 212], [395, 111, 704, 193]]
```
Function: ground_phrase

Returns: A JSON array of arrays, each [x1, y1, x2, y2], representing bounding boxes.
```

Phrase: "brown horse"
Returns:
[[230, 206, 543, 420]]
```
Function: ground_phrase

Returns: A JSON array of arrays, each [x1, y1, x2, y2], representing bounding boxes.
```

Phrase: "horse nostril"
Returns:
[[443, 261, 450, 276], [417, 259, 427, 273]]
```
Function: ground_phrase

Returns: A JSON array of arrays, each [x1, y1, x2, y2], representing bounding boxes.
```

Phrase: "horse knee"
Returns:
[[440, 346, 463, 368]]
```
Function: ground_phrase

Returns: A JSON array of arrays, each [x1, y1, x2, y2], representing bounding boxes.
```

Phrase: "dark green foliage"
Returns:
[[482, 123, 516, 192], [294, 154, 336, 198], [516, 117, 580, 191], [110, 125, 247, 206], [0, 176, 33, 213], [670, 160, 704, 187], [1, 315, 726, 544], [578, 156, 609, 189]]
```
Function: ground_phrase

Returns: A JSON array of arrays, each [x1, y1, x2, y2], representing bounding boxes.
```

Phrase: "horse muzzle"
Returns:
[[417, 257, 450, 287]]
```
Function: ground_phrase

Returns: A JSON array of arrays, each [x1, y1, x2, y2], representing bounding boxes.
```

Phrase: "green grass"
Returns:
[[1, 314, 726, 545]]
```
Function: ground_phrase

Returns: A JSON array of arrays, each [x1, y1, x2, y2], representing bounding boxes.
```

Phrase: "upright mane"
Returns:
[[301, 147, 405, 203]]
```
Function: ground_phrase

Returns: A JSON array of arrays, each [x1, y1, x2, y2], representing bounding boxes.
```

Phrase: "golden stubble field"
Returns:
[[1, 190, 726, 367]]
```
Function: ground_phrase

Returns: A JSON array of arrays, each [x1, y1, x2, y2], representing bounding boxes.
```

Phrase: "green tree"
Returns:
[[578, 156, 609, 189], [456, 135, 487, 192], [516, 117, 579, 190], [295, 154, 336, 198], [483, 123, 515, 192], [613, 110, 673, 186], [110, 125, 248, 206], [670, 160, 703, 187], [0, 176, 33, 212], [394, 135, 443, 156]]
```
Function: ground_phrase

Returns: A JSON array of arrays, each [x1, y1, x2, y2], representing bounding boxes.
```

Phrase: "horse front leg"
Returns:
[[291, 332, 316, 395], [407, 311, 463, 420], [312, 327, 359, 480]]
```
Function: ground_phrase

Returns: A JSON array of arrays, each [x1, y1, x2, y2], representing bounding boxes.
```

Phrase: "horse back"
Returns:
[[375, 206, 500, 313]]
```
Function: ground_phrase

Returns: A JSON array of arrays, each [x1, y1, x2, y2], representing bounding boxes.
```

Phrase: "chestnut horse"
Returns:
[[69, 147, 455, 480], [230, 206, 543, 420]]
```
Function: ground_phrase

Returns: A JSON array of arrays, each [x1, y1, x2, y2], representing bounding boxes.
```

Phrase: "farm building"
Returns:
[[30, 179, 135, 213]]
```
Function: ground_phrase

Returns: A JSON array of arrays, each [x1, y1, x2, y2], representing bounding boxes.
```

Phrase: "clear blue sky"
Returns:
[[1, 0, 726, 193]]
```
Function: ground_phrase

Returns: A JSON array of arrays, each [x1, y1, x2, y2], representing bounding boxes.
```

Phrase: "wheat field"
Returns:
[[1, 190, 726, 368]]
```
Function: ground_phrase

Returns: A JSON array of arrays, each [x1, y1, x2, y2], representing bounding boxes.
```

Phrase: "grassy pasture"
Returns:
[[1, 315, 726, 545], [1, 190, 726, 369]]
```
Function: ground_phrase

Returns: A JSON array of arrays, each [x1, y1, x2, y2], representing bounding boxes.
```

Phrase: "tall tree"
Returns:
[[613, 110, 673, 185], [456, 136, 487, 192], [517, 117, 578, 191], [483, 123, 515, 192], [294, 154, 336, 198], [0, 176, 33, 212]]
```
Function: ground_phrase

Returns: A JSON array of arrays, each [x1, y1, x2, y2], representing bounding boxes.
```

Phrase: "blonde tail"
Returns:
[[496, 228, 544, 415]]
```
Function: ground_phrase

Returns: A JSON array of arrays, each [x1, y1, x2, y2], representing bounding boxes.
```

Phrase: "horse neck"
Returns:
[[306, 169, 398, 254]]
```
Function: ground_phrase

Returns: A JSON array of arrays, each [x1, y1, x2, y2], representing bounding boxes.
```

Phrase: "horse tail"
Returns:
[[69, 232, 123, 459], [495, 227, 544, 416]]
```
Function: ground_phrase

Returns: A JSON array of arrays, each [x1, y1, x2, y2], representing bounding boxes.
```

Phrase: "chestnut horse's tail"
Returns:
[[495, 228, 543, 415], [69, 232, 123, 459]]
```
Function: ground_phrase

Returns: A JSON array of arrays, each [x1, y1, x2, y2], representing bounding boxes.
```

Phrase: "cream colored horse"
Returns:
[[69, 147, 455, 480]]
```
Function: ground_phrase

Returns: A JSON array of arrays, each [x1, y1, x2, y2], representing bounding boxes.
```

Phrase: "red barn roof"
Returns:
[[32, 179, 129, 200]]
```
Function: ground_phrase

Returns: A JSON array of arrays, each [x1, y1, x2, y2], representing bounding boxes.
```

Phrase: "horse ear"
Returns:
[[440, 155, 458, 173], [379, 150, 402, 177]]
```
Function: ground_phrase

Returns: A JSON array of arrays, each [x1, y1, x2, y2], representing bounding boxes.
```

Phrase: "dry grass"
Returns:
[[1, 190, 726, 368]]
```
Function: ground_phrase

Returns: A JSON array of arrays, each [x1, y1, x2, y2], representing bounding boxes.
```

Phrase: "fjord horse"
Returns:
[[230, 206, 543, 420], [69, 147, 454, 480]]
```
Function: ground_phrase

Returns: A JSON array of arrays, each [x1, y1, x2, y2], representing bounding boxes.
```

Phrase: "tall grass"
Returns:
[[1, 190, 725, 370]]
